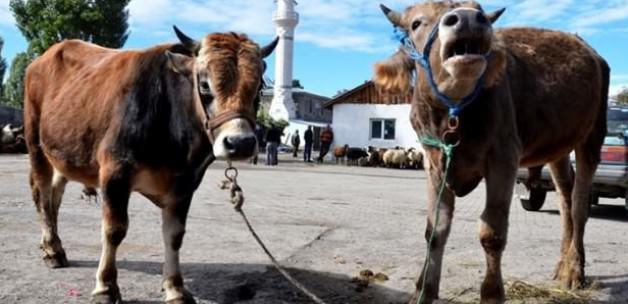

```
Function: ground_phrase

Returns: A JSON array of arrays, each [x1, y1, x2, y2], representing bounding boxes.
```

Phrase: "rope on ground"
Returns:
[[417, 136, 455, 304], [220, 161, 328, 304]]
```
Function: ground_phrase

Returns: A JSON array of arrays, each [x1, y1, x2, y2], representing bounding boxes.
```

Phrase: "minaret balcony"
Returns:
[[273, 11, 299, 25]]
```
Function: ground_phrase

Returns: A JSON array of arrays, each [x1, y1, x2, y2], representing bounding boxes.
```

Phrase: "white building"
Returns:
[[324, 81, 419, 149]]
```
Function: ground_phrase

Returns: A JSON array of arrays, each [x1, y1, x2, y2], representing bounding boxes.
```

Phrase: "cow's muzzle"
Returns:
[[206, 111, 257, 160]]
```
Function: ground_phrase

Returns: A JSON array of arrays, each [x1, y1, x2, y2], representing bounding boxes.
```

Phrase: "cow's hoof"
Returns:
[[43, 251, 69, 268], [166, 289, 196, 304], [480, 299, 504, 304], [480, 279, 505, 304], [91, 292, 122, 304], [554, 257, 585, 289], [408, 290, 436, 304]]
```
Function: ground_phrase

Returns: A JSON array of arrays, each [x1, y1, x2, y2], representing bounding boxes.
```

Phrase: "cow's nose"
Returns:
[[441, 9, 487, 31], [223, 135, 257, 156], [442, 12, 460, 27]]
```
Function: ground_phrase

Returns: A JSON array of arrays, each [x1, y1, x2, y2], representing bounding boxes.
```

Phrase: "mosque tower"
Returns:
[[269, 0, 299, 121]]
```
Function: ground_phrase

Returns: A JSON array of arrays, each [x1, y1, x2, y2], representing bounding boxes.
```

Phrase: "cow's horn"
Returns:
[[261, 37, 279, 58], [173, 25, 200, 54], [380, 4, 402, 27], [487, 8, 506, 24]]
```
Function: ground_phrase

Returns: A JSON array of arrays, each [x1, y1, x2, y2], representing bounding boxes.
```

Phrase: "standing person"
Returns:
[[291, 130, 301, 158], [265, 124, 281, 166], [303, 126, 313, 162], [250, 124, 265, 165], [318, 124, 334, 163]]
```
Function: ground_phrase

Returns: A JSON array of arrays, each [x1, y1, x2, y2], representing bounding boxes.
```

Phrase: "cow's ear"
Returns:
[[373, 48, 415, 94], [165, 51, 192, 75]]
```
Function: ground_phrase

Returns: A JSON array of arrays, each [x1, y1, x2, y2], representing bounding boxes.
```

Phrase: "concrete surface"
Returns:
[[0, 154, 627, 303]]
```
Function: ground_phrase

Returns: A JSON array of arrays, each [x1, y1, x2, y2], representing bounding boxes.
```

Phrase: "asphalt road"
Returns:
[[0, 154, 627, 303]]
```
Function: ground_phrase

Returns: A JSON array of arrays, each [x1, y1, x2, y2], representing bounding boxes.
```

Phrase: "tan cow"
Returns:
[[375, 1, 608, 303]]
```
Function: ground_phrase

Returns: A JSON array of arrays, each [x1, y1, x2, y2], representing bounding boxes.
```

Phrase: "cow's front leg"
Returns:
[[91, 165, 131, 304], [162, 195, 195, 304], [410, 165, 456, 304], [478, 164, 517, 304]]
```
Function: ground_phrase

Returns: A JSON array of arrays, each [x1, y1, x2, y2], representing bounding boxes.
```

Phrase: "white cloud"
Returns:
[[124, 0, 628, 52], [511, 0, 574, 23], [126, 0, 415, 52], [610, 83, 627, 96], [0, 0, 15, 26], [611, 74, 628, 95]]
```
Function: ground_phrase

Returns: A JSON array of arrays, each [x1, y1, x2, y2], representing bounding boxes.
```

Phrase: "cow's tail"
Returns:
[[585, 57, 610, 164], [23, 65, 53, 182]]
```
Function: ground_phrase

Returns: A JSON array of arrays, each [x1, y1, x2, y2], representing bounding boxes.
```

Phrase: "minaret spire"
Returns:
[[270, 0, 299, 121]]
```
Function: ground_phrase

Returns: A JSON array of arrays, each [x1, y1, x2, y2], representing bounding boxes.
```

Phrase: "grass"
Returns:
[[506, 280, 600, 304], [444, 280, 601, 304]]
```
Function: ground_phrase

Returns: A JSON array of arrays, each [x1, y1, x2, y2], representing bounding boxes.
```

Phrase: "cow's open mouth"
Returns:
[[443, 37, 490, 62]]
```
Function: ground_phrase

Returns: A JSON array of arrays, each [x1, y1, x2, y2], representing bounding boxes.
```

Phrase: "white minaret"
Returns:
[[270, 0, 299, 121]]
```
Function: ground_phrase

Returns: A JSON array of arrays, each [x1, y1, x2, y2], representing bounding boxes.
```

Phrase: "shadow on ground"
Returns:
[[73, 260, 410, 304], [538, 203, 628, 223], [590, 274, 628, 304]]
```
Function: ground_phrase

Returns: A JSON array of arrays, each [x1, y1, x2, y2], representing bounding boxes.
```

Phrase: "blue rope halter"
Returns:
[[395, 23, 488, 118]]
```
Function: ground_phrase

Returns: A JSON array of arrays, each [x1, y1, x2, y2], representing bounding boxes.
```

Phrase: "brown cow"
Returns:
[[375, 1, 608, 303], [24, 27, 277, 304], [334, 144, 349, 164]]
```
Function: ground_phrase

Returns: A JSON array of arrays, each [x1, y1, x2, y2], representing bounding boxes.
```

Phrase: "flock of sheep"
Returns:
[[332, 145, 424, 169], [0, 124, 26, 154]]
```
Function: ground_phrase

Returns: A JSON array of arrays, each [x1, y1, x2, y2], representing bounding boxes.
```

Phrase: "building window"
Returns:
[[370, 119, 395, 140]]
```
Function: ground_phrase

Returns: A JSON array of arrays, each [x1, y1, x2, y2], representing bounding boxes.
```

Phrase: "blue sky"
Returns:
[[2, 0, 628, 97]]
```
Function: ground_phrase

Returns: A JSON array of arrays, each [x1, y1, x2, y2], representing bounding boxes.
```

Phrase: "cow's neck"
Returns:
[[418, 66, 480, 101]]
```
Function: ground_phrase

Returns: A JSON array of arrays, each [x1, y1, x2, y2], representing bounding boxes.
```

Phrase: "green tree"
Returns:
[[0, 37, 6, 100], [10, 0, 130, 55], [617, 88, 628, 106], [3, 52, 32, 107], [4, 0, 130, 107]]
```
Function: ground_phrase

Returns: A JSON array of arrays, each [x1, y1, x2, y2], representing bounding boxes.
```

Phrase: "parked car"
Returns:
[[516, 135, 627, 211], [516, 107, 628, 212], [277, 143, 293, 153]]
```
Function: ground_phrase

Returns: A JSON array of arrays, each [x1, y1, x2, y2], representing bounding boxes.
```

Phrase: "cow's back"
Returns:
[[25, 40, 117, 109], [24, 40, 134, 185], [497, 28, 609, 165]]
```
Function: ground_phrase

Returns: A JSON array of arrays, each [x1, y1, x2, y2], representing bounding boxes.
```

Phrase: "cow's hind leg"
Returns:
[[555, 143, 599, 289], [161, 195, 196, 304], [410, 166, 456, 304], [29, 153, 70, 268], [478, 163, 517, 304], [91, 163, 131, 304], [547, 156, 575, 282]]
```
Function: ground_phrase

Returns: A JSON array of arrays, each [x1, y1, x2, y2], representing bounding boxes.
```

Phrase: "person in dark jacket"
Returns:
[[265, 125, 282, 166], [250, 124, 265, 165], [318, 125, 334, 163], [291, 130, 301, 157], [303, 126, 313, 162]]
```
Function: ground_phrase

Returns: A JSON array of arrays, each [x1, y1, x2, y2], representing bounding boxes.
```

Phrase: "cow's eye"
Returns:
[[412, 20, 422, 31]]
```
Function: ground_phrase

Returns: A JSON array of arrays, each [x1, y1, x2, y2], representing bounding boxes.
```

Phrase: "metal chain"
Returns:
[[219, 161, 327, 304]]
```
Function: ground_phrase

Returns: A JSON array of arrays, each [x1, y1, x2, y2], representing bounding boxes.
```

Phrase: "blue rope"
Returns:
[[394, 26, 488, 118]]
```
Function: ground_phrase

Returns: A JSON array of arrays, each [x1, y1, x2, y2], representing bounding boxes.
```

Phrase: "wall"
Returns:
[[295, 94, 332, 123], [260, 90, 332, 124], [332, 104, 419, 149], [0, 106, 23, 126]]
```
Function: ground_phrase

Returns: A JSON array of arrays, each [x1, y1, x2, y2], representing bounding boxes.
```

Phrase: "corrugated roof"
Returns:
[[323, 81, 412, 108]]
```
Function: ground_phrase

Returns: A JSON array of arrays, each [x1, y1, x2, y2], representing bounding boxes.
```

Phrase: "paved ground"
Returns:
[[0, 154, 627, 304]]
